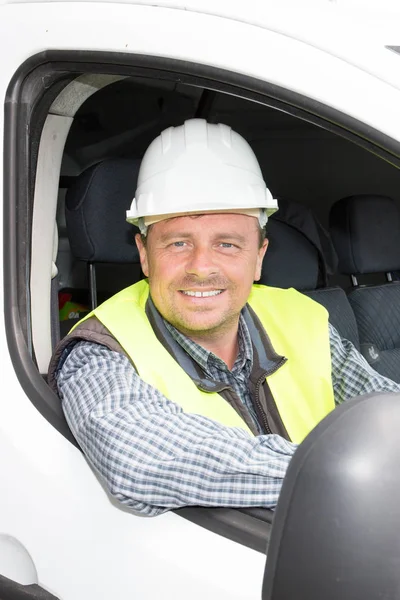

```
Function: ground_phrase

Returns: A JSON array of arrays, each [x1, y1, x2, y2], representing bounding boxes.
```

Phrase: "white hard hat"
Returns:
[[126, 118, 278, 233]]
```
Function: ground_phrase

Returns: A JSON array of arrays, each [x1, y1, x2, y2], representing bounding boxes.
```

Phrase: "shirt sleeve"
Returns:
[[329, 323, 400, 405], [57, 341, 297, 516]]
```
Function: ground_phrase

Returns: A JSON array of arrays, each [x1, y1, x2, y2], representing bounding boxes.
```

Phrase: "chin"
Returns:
[[181, 319, 218, 331], [180, 315, 229, 333]]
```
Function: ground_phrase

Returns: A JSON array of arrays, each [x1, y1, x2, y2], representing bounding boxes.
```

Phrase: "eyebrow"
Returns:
[[158, 232, 191, 243]]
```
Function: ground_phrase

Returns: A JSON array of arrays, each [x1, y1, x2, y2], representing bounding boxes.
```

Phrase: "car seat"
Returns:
[[61, 158, 142, 338], [261, 198, 360, 349], [329, 194, 400, 383]]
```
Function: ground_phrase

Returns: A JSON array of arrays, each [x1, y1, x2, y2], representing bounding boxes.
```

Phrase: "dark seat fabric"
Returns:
[[262, 219, 320, 291], [329, 194, 400, 275], [261, 200, 360, 349], [268, 197, 338, 287], [60, 158, 142, 339], [306, 287, 360, 351], [329, 194, 400, 382], [347, 285, 400, 382], [66, 158, 141, 264]]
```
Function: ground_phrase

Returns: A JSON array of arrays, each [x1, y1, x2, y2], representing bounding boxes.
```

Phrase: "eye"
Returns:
[[218, 242, 238, 249], [172, 241, 186, 247]]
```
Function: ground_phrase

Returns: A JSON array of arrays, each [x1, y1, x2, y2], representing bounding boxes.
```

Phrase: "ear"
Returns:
[[135, 233, 149, 277], [254, 238, 268, 282]]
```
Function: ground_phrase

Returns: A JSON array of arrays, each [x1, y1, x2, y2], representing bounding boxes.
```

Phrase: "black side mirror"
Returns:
[[263, 392, 400, 600]]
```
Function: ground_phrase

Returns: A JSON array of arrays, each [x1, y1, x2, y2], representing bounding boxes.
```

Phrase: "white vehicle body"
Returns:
[[1, 1, 400, 598]]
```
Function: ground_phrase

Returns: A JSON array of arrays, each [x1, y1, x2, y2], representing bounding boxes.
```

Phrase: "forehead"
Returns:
[[150, 212, 259, 237]]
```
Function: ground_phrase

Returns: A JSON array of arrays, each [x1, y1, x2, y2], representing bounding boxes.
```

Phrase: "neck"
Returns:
[[187, 324, 240, 371]]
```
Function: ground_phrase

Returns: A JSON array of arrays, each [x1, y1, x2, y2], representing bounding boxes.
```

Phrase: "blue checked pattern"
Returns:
[[57, 320, 400, 516]]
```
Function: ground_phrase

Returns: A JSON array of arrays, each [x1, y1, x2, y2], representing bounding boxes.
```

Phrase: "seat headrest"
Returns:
[[260, 220, 320, 290], [329, 194, 400, 275], [260, 198, 337, 291], [65, 158, 141, 263]]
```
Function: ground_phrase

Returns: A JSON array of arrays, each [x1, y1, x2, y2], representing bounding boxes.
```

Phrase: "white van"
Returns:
[[2, 1, 400, 598]]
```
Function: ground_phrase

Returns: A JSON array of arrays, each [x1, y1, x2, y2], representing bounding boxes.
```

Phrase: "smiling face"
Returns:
[[135, 213, 268, 341]]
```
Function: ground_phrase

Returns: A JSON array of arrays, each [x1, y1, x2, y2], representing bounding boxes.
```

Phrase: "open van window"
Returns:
[[5, 49, 400, 542]]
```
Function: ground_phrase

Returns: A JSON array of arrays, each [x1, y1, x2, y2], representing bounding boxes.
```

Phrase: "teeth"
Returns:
[[182, 290, 222, 297]]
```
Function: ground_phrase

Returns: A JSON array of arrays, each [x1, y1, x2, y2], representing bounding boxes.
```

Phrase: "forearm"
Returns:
[[58, 342, 296, 516], [80, 409, 295, 516]]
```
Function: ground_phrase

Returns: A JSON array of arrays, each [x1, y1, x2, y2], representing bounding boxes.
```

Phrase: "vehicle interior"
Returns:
[[5, 53, 400, 554], [56, 76, 400, 377]]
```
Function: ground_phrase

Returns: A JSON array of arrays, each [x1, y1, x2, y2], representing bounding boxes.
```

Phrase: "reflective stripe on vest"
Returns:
[[73, 281, 334, 443]]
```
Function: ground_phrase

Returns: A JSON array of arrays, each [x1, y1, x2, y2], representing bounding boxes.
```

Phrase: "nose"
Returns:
[[185, 245, 218, 279]]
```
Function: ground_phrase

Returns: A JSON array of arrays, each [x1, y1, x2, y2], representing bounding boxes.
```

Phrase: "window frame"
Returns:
[[4, 50, 400, 552]]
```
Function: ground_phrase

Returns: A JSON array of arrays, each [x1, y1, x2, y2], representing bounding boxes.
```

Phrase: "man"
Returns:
[[49, 119, 400, 516]]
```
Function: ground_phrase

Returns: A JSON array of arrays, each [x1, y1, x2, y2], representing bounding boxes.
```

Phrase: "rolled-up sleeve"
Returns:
[[57, 341, 297, 516]]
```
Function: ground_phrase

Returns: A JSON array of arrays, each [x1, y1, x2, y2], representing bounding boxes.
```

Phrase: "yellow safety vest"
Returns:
[[74, 281, 334, 443]]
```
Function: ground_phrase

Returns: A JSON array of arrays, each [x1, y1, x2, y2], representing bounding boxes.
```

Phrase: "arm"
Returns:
[[57, 341, 297, 516], [329, 323, 400, 405]]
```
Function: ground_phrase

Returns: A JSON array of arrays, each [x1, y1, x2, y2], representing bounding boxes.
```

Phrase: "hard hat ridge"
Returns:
[[126, 118, 278, 233]]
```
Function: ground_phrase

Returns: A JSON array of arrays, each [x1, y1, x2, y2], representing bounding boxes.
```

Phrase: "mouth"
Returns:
[[179, 289, 224, 298]]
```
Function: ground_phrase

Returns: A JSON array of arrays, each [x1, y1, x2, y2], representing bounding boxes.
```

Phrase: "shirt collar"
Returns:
[[163, 312, 253, 376]]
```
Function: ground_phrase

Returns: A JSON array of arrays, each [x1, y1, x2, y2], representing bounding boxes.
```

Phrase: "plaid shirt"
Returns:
[[57, 317, 400, 516], [163, 316, 264, 433]]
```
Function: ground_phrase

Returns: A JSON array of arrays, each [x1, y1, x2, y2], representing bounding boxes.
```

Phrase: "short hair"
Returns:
[[258, 226, 267, 248]]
